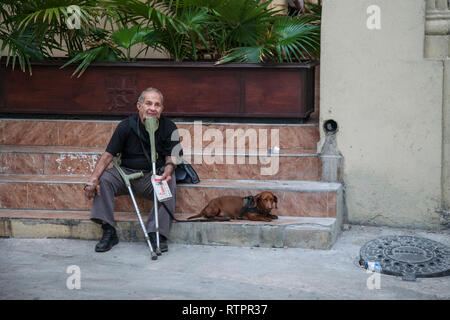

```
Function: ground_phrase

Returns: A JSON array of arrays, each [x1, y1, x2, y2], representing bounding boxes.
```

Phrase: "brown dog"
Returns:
[[188, 191, 278, 222]]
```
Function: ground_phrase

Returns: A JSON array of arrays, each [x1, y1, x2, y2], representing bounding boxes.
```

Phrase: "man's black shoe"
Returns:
[[95, 223, 119, 252], [148, 232, 168, 253]]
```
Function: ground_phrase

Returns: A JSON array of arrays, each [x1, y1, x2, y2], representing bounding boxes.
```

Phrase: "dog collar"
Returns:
[[238, 196, 262, 219]]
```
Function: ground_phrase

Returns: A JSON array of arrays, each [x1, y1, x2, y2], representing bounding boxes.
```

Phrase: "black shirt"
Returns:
[[106, 114, 182, 170]]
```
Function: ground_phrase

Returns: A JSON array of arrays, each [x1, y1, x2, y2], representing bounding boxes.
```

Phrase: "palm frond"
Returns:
[[61, 42, 122, 77], [0, 26, 50, 74], [142, 2, 213, 61], [272, 15, 320, 62], [211, 0, 274, 47], [102, 0, 176, 29], [111, 24, 150, 49], [216, 46, 269, 64]]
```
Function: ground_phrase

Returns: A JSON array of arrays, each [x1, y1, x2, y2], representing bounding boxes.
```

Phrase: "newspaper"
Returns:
[[151, 175, 173, 202]]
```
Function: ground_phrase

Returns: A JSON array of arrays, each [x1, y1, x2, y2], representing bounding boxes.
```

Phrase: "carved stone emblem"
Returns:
[[105, 73, 138, 112]]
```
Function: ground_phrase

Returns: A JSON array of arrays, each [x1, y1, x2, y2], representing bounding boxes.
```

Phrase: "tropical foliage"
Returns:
[[0, 0, 321, 76]]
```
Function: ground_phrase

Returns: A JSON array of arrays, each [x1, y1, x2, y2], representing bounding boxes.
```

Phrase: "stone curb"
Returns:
[[0, 217, 341, 250]]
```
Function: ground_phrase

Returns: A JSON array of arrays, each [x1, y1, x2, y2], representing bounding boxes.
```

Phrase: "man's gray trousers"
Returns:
[[90, 167, 176, 239]]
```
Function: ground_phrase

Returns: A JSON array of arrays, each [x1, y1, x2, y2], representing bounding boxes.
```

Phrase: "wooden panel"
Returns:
[[0, 61, 317, 118], [0, 67, 5, 108], [244, 69, 301, 115], [138, 69, 241, 115], [3, 67, 114, 114], [299, 67, 315, 117]]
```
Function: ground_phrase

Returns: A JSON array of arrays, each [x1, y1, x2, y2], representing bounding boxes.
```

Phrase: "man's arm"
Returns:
[[161, 155, 178, 183], [84, 151, 114, 199]]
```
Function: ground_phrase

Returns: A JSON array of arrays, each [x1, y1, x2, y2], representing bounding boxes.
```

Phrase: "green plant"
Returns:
[[61, 24, 154, 76], [145, 4, 211, 61], [190, 0, 276, 59], [216, 2, 320, 64], [0, 0, 321, 76], [121, 0, 212, 62], [0, 0, 102, 73]]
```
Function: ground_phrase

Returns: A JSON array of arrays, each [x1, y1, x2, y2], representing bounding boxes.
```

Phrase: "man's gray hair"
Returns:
[[137, 87, 164, 105]]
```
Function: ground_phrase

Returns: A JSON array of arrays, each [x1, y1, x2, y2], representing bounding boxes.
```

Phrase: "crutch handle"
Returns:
[[112, 156, 144, 187], [127, 172, 144, 180], [145, 117, 159, 163]]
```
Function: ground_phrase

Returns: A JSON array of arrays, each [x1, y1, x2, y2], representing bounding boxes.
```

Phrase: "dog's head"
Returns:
[[254, 191, 278, 213]]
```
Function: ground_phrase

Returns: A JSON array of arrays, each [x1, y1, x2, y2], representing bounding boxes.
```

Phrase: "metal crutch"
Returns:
[[112, 156, 158, 261], [144, 117, 162, 256]]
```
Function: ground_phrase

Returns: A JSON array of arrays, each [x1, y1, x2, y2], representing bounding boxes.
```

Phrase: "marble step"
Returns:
[[0, 175, 342, 219], [0, 119, 319, 151], [0, 145, 321, 181], [0, 209, 341, 249]]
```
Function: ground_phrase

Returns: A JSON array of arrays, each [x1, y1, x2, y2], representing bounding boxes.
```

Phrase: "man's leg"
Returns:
[[90, 167, 128, 252]]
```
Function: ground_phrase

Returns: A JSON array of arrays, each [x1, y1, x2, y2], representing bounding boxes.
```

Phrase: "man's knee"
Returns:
[[97, 168, 126, 197], [99, 168, 115, 184]]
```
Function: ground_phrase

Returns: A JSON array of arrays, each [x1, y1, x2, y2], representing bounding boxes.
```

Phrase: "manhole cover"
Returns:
[[359, 235, 450, 280]]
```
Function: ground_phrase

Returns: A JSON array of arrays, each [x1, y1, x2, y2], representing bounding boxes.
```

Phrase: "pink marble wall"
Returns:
[[0, 153, 45, 174], [1, 120, 319, 151], [176, 123, 319, 151], [2, 121, 58, 145], [0, 118, 334, 220], [0, 150, 320, 180], [57, 122, 115, 147], [191, 156, 320, 180], [1, 120, 117, 147], [0, 181, 337, 218], [175, 187, 337, 218]]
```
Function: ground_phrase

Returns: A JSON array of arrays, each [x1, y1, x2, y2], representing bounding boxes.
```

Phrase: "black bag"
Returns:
[[175, 160, 200, 184]]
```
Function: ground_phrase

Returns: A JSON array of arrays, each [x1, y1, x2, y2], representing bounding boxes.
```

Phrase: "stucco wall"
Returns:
[[320, 0, 446, 229], [443, 60, 450, 216]]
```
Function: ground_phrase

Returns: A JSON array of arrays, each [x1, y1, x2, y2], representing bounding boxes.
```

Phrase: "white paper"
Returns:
[[151, 175, 173, 202]]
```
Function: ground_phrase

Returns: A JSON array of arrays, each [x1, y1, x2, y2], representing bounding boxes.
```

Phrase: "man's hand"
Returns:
[[84, 178, 101, 200], [82, 152, 113, 200], [161, 163, 175, 183]]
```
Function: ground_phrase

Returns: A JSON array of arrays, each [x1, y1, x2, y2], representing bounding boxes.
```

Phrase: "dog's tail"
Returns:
[[160, 202, 229, 223], [187, 205, 210, 220], [187, 209, 231, 222], [187, 212, 203, 220]]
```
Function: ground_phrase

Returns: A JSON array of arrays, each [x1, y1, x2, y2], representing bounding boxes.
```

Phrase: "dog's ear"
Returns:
[[273, 195, 278, 209], [254, 193, 263, 208]]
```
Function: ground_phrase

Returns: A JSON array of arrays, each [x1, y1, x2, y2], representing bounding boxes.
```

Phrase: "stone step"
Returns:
[[0, 145, 321, 181], [0, 175, 342, 218], [0, 119, 319, 151], [0, 209, 341, 249]]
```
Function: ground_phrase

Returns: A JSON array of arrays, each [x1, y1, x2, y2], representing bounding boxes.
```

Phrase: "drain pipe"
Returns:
[[320, 119, 341, 182]]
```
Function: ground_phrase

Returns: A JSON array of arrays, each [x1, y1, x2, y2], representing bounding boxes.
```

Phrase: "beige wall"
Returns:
[[443, 59, 450, 217], [320, 0, 447, 229], [426, 0, 450, 217]]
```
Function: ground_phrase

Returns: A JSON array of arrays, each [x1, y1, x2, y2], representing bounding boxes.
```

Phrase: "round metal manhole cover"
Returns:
[[359, 235, 450, 280]]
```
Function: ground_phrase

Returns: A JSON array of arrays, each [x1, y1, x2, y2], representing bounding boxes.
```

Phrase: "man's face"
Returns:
[[137, 91, 164, 123]]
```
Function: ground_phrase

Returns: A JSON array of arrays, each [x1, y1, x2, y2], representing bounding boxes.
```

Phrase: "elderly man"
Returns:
[[84, 87, 180, 253]]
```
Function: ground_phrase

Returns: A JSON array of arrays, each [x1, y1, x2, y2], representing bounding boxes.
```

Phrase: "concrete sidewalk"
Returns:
[[0, 225, 449, 300]]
